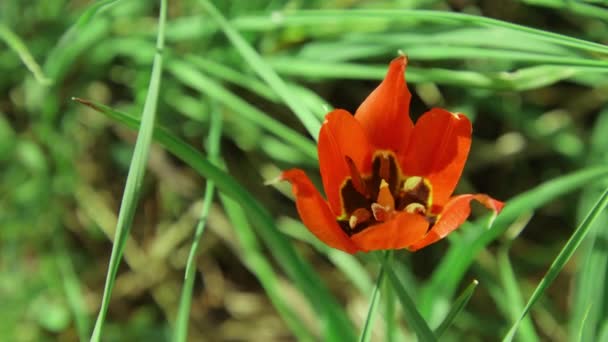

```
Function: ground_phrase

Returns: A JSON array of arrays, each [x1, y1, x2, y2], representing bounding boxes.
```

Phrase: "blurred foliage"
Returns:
[[1, 0, 608, 341]]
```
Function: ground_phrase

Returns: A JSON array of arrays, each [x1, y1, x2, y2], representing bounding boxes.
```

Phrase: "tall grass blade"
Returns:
[[238, 10, 608, 55], [73, 98, 356, 340], [173, 104, 222, 342], [434, 279, 478, 338], [0, 24, 51, 85], [498, 248, 539, 342], [90, 0, 167, 340], [420, 166, 608, 321], [220, 193, 315, 341], [377, 253, 436, 342], [198, 0, 321, 139], [358, 252, 388, 342], [503, 187, 608, 341]]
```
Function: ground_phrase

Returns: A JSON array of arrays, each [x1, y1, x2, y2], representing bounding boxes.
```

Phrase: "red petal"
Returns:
[[351, 212, 429, 251], [318, 109, 373, 216], [402, 108, 472, 207], [408, 194, 505, 251], [354, 56, 413, 153], [281, 169, 359, 254]]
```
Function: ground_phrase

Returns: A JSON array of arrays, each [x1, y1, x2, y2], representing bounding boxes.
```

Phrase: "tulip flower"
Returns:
[[281, 56, 504, 254]]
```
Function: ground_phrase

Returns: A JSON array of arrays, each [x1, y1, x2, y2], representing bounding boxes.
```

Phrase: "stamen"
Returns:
[[376, 179, 394, 211], [403, 176, 423, 192], [345, 156, 367, 196], [371, 203, 392, 221], [349, 208, 372, 229], [405, 203, 426, 215], [378, 153, 391, 182]]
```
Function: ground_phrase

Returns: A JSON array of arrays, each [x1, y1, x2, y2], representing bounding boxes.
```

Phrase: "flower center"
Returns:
[[338, 152, 434, 236]]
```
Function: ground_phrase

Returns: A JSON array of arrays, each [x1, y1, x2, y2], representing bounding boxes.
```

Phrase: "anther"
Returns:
[[404, 203, 426, 215], [403, 176, 423, 192], [349, 208, 372, 229], [371, 203, 392, 221]]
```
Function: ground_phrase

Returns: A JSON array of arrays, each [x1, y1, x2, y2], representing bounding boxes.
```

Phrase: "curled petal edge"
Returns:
[[408, 194, 505, 251]]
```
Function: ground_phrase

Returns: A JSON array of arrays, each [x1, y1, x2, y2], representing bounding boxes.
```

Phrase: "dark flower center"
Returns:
[[337, 152, 434, 236]]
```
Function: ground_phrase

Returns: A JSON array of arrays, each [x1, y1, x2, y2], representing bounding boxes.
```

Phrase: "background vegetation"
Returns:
[[1, 0, 608, 341]]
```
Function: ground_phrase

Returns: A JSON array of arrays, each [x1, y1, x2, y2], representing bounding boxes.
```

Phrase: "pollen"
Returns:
[[349, 208, 372, 229], [403, 176, 423, 192], [405, 203, 426, 215]]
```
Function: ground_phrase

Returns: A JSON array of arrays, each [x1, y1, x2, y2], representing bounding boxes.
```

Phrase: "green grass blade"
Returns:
[[277, 218, 373, 293], [220, 193, 315, 341], [570, 107, 608, 342], [377, 252, 436, 342], [0, 24, 51, 85], [90, 1, 167, 340], [72, 0, 122, 29], [72, 98, 356, 340], [54, 238, 90, 341], [521, 0, 608, 20], [358, 252, 388, 342], [198, 0, 321, 140], [236, 10, 608, 55], [384, 274, 399, 342], [498, 248, 539, 342], [166, 60, 316, 160], [268, 57, 608, 91], [185, 55, 330, 120], [173, 104, 223, 342], [434, 279, 478, 338], [503, 186, 608, 342], [420, 166, 608, 321]]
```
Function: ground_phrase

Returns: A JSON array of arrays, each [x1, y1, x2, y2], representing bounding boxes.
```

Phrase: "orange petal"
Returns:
[[318, 109, 373, 216], [281, 169, 359, 254], [351, 212, 429, 252], [408, 194, 505, 251], [354, 56, 413, 153], [402, 108, 472, 207]]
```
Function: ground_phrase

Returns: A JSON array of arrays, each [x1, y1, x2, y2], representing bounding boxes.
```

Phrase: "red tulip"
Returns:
[[281, 56, 504, 253]]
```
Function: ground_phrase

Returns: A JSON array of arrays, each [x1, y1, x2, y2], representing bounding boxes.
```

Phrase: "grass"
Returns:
[[2, 0, 608, 340]]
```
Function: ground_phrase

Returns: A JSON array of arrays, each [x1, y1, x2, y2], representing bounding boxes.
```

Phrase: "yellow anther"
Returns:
[[403, 176, 423, 192], [404, 203, 426, 215], [349, 208, 372, 229], [371, 203, 391, 222]]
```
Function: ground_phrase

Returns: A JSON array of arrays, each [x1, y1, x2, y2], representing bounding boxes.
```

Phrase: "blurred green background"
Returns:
[[1, 0, 608, 341]]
